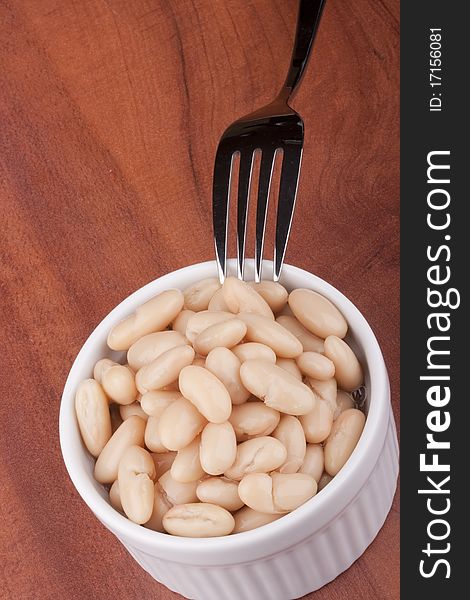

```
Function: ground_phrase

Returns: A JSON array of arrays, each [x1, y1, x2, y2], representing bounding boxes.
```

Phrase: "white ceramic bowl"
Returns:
[[59, 259, 399, 600]]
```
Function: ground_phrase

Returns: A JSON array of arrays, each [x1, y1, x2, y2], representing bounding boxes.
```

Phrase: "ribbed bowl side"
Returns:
[[118, 412, 399, 600]]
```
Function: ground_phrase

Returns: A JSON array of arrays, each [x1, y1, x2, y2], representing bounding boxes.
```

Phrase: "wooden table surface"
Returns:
[[0, 1, 399, 598]]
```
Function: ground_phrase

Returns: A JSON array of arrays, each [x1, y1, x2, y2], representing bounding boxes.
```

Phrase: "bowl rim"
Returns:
[[59, 259, 391, 563]]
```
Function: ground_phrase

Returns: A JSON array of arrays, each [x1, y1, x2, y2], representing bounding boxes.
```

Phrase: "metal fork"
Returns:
[[212, 0, 326, 283]]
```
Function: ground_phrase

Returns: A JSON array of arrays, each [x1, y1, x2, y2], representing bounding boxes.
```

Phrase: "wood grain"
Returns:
[[0, 0, 399, 598]]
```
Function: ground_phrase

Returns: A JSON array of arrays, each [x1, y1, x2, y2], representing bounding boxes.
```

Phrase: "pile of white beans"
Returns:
[[75, 277, 366, 537]]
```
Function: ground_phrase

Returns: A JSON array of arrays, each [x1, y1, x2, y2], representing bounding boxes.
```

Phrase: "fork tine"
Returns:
[[212, 143, 234, 283], [273, 143, 303, 282], [236, 151, 255, 280], [254, 147, 276, 283]]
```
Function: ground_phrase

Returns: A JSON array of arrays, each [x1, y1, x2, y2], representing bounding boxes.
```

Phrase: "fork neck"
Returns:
[[278, 0, 326, 105]]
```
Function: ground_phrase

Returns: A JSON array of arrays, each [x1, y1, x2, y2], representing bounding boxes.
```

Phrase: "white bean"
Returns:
[[171, 437, 205, 482], [196, 477, 244, 512], [205, 347, 250, 405], [107, 289, 184, 351], [158, 470, 198, 505], [272, 415, 306, 473], [240, 360, 315, 416], [271, 472, 317, 512], [163, 503, 235, 537], [185, 310, 236, 344], [118, 445, 156, 524], [296, 352, 335, 381], [229, 402, 280, 442], [184, 278, 220, 311], [276, 358, 302, 380], [247, 281, 288, 313], [119, 401, 148, 421], [94, 416, 146, 484], [157, 397, 206, 451], [299, 399, 334, 444], [233, 507, 282, 533], [75, 379, 112, 457], [232, 342, 276, 364], [324, 408, 365, 476], [172, 309, 195, 336], [200, 422, 237, 476], [145, 417, 169, 453], [288, 289, 348, 339], [307, 377, 338, 415], [276, 315, 324, 353], [144, 482, 173, 532], [127, 331, 187, 371], [299, 444, 324, 482], [238, 313, 302, 358], [324, 335, 364, 391], [222, 277, 274, 319], [102, 364, 137, 405], [207, 287, 230, 311], [93, 358, 115, 384], [136, 345, 195, 394], [140, 390, 182, 418], [224, 436, 287, 481], [109, 480, 123, 513], [194, 318, 247, 356], [179, 366, 232, 423], [238, 472, 316, 514]]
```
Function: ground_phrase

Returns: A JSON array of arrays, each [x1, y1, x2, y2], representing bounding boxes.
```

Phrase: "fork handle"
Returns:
[[281, 0, 326, 101]]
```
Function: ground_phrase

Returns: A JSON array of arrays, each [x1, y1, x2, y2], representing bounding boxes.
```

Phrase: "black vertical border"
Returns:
[[401, 2, 466, 597]]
